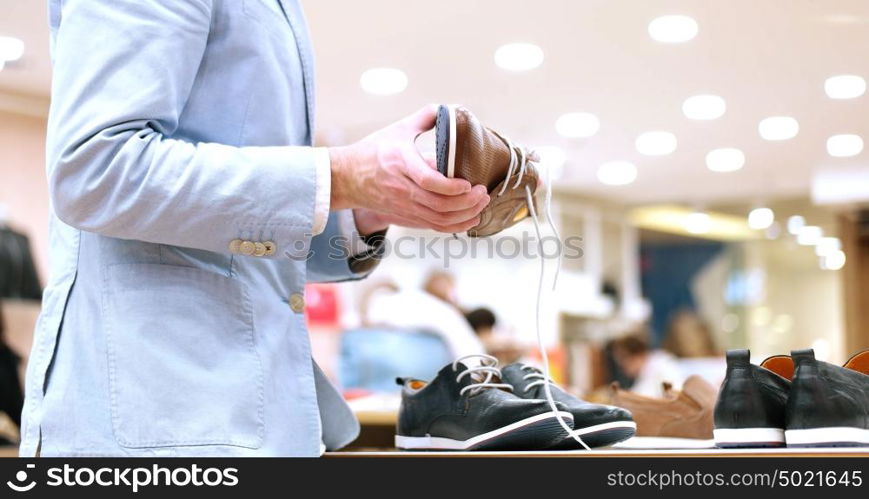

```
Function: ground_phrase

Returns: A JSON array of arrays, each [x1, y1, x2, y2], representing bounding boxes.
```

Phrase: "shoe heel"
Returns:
[[713, 428, 786, 448]]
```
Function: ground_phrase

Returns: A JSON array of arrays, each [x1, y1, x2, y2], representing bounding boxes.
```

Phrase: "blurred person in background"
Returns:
[[610, 332, 684, 398], [363, 272, 484, 358], [0, 304, 23, 444], [0, 207, 42, 301], [422, 270, 460, 308], [662, 310, 720, 358], [464, 307, 497, 343], [464, 307, 527, 364]]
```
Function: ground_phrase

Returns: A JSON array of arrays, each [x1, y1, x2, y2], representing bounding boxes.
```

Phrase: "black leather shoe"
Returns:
[[501, 363, 636, 449], [395, 355, 574, 451], [785, 349, 869, 447], [713, 349, 791, 448]]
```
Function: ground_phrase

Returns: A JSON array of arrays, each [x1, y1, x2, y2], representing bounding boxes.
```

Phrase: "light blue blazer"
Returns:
[[20, 0, 367, 456]]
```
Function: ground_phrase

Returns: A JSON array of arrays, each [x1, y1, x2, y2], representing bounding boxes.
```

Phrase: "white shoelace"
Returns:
[[522, 162, 591, 451], [463, 133, 588, 449], [452, 354, 514, 396], [521, 364, 553, 392], [494, 136, 562, 287]]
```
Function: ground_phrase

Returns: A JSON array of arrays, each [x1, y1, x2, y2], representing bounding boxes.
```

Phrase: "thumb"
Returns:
[[399, 104, 439, 136]]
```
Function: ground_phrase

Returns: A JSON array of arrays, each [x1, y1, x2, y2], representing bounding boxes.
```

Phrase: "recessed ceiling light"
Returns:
[[0, 36, 24, 62], [359, 68, 408, 96], [815, 237, 841, 256], [597, 161, 637, 186], [648, 15, 699, 43], [822, 250, 846, 270], [534, 145, 567, 180], [748, 207, 774, 230], [706, 148, 745, 172], [824, 75, 866, 99], [555, 112, 600, 138], [682, 95, 726, 120], [797, 225, 823, 246], [826, 134, 863, 157], [494, 42, 544, 71], [684, 211, 711, 234], [635, 131, 677, 156], [787, 215, 805, 234], [758, 116, 799, 141]]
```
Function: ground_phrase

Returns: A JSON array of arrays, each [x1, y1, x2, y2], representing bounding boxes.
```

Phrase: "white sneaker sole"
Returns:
[[572, 420, 637, 436], [713, 427, 786, 447], [395, 411, 573, 451], [614, 436, 715, 450], [785, 427, 869, 447]]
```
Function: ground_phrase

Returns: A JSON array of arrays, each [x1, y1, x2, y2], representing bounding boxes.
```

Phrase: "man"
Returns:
[[21, 0, 489, 457]]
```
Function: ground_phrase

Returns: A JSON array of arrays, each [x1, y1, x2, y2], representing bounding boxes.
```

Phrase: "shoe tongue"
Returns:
[[444, 359, 494, 387]]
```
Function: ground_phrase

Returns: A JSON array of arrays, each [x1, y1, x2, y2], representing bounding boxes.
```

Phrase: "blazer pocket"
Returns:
[[103, 264, 265, 449]]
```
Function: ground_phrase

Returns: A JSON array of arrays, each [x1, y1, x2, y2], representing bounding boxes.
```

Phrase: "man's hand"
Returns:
[[330, 105, 490, 234]]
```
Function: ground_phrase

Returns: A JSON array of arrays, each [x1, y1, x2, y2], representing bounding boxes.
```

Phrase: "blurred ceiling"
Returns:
[[1, 0, 868, 205]]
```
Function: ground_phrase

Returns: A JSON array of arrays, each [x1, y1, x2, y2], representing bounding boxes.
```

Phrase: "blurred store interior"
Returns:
[[1, 1, 868, 446]]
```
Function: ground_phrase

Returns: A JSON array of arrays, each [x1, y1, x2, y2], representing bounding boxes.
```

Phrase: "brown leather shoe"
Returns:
[[435, 104, 539, 237], [609, 375, 718, 448]]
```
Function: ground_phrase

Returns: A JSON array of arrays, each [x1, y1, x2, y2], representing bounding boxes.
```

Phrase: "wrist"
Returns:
[[353, 209, 389, 236], [329, 146, 355, 211]]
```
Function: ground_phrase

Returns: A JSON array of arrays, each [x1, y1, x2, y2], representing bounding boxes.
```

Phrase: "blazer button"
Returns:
[[240, 240, 256, 256], [289, 293, 305, 313], [253, 242, 267, 257], [263, 241, 276, 256], [229, 239, 243, 254]]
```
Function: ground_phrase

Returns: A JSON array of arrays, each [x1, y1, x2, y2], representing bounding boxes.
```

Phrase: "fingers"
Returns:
[[388, 212, 482, 234], [428, 216, 482, 233], [398, 103, 439, 136], [421, 152, 437, 170], [401, 146, 471, 195], [413, 193, 489, 227], [411, 184, 488, 213]]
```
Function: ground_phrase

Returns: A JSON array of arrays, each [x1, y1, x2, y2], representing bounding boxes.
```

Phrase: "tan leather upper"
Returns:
[[452, 107, 539, 237], [609, 375, 718, 439]]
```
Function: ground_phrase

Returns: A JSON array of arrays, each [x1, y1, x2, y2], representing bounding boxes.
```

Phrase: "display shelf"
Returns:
[[328, 448, 869, 458]]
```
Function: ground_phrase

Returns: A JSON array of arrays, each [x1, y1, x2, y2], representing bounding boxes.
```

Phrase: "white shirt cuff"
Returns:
[[312, 147, 331, 236], [337, 210, 375, 257]]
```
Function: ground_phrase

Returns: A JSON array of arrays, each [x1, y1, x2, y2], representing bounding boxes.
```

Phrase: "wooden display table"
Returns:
[[329, 448, 869, 457]]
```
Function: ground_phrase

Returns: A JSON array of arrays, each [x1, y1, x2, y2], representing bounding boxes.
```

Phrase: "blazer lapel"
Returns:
[[276, 0, 316, 144]]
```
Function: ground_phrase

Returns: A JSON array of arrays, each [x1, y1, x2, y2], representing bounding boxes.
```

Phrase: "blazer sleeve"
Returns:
[[305, 211, 386, 283], [46, 0, 319, 257]]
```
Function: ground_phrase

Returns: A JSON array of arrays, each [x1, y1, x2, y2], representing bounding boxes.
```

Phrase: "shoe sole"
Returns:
[[785, 427, 869, 447], [395, 411, 573, 451], [613, 436, 716, 449], [713, 427, 786, 448], [435, 104, 457, 178], [550, 420, 637, 449]]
